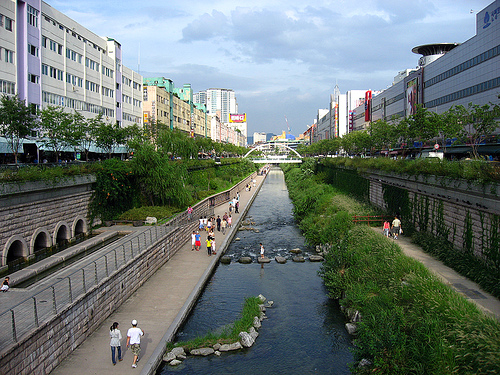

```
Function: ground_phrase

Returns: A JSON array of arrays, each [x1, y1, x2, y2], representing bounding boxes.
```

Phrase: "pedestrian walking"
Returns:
[[223, 212, 228, 221], [199, 216, 204, 231], [221, 218, 227, 235], [260, 243, 265, 259], [207, 217, 212, 232], [191, 231, 196, 250], [235, 201, 239, 214], [216, 215, 221, 231], [109, 322, 122, 365], [211, 238, 216, 255], [383, 221, 390, 237], [126, 319, 144, 368], [1, 277, 9, 292], [206, 236, 212, 256], [187, 206, 193, 221], [391, 216, 402, 240], [195, 231, 201, 251], [227, 215, 232, 228], [229, 203, 233, 213]]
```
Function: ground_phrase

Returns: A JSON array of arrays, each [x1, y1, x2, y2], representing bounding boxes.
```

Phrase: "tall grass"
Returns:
[[169, 296, 261, 351], [282, 163, 500, 374]]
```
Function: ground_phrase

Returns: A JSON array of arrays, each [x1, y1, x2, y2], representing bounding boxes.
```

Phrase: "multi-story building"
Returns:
[[4, 0, 142, 127], [209, 112, 245, 147], [350, 0, 500, 132], [142, 78, 208, 137], [195, 88, 238, 124], [253, 132, 267, 144]]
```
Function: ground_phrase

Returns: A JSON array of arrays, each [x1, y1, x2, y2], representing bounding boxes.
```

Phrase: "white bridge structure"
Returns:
[[243, 142, 303, 164]]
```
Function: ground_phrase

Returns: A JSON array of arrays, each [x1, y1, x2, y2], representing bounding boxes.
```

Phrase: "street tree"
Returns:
[[453, 103, 500, 158], [405, 105, 440, 156], [368, 119, 397, 151], [93, 118, 124, 159], [341, 130, 371, 155], [39, 106, 74, 162], [0, 94, 37, 163]]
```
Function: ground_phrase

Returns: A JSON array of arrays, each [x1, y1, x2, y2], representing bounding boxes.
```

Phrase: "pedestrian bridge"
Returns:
[[243, 142, 303, 164]]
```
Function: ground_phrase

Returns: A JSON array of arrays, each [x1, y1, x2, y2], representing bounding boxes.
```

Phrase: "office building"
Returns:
[[1, 0, 142, 127]]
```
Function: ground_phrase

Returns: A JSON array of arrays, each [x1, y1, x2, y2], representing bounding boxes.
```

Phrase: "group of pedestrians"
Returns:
[[383, 216, 402, 240], [109, 319, 144, 368], [192, 209, 238, 256]]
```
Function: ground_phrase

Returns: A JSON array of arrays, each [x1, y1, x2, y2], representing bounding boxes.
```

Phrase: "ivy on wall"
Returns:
[[317, 163, 370, 202]]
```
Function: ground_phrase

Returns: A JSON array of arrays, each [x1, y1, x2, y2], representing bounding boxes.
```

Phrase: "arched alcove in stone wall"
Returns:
[[53, 221, 71, 247], [72, 216, 88, 237], [2, 236, 29, 267], [31, 228, 53, 255]]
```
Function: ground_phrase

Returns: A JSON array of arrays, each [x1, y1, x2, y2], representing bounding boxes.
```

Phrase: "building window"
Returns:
[[5, 17, 13, 31], [42, 64, 48, 75], [28, 74, 39, 84], [49, 40, 57, 52], [27, 5, 39, 28], [4, 49, 14, 63], [28, 44, 38, 57]]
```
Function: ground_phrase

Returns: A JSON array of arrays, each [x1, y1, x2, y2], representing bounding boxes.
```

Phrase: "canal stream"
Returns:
[[157, 167, 354, 374]]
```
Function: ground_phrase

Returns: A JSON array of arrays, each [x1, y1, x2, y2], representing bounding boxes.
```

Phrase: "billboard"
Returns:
[[364, 90, 372, 122], [229, 113, 246, 123], [406, 78, 418, 116]]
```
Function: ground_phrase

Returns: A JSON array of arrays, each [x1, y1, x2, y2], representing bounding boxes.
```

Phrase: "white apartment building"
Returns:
[[195, 88, 238, 125], [2, 0, 142, 128]]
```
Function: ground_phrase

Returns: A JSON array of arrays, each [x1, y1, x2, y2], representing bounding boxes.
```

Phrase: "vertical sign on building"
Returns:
[[334, 104, 338, 137], [364, 90, 372, 122], [348, 111, 354, 132]]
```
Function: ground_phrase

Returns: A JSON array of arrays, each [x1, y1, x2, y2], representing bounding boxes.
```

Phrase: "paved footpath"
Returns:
[[373, 228, 500, 320], [50, 174, 266, 375]]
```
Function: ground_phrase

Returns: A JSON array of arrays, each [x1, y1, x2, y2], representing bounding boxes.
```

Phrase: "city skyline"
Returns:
[[50, 0, 491, 136]]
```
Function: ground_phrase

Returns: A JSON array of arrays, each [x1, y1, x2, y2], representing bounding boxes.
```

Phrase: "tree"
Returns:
[[70, 111, 95, 161], [0, 94, 37, 163], [453, 103, 500, 159], [39, 106, 74, 162], [341, 130, 371, 155], [437, 109, 463, 151], [405, 105, 440, 156], [93, 118, 124, 159], [368, 119, 397, 152]]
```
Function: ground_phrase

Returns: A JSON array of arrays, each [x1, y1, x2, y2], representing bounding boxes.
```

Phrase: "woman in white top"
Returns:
[[109, 322, 122, 365]]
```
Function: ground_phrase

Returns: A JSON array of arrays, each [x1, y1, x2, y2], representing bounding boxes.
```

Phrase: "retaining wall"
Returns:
[[366, 170, 500, 256], [0, 176, 95, 267], [0, 172, 258, 375]]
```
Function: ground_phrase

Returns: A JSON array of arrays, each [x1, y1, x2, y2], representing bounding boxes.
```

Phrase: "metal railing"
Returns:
[[0, 171, 258, 354], [0, 225, 170, 353]]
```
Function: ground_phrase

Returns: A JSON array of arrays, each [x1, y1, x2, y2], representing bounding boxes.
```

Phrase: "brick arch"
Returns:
[[53, 221, 71, 246], [3, 235, 29, 267], [72, 216, 88, 237], [30, 227, 53, 254]]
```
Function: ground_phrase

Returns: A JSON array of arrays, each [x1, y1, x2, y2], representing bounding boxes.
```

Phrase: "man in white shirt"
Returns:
[[126, 319, 144, 368]]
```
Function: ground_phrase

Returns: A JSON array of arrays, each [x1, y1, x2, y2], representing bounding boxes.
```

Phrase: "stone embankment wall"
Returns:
[[367, 170, 500, 256], [0, 172, 258, 375], [0, 176, 95, 268]]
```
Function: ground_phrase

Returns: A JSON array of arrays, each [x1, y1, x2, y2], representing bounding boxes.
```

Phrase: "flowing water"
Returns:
[[157, 167, 354, 374]]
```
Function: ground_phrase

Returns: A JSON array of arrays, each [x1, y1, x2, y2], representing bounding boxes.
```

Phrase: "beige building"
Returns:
[[142, 78, 208, 137]]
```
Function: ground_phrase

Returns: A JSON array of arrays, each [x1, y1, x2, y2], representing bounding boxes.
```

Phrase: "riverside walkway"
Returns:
[[48, 174, 266, 375], [372, 228, 500, 320]]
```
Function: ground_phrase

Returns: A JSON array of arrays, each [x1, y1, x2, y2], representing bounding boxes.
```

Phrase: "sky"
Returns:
[[48, 0, 492, 136]]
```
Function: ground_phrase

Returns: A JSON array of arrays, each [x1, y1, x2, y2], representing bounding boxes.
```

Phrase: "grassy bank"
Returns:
[[282, 162, 500, 374], [167, 296, 261, 351]]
